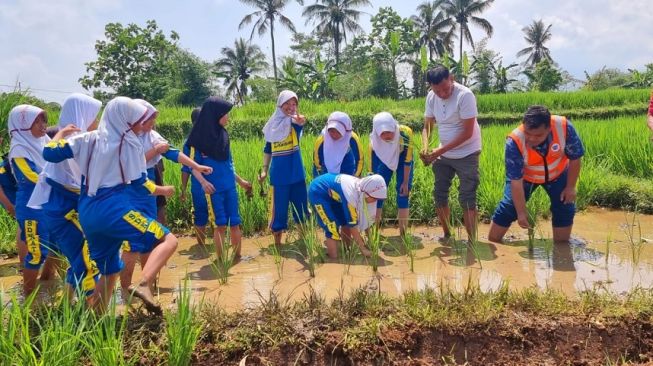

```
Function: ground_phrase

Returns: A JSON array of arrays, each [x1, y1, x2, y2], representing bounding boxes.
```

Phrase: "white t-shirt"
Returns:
[[424, 82, 481, 159]]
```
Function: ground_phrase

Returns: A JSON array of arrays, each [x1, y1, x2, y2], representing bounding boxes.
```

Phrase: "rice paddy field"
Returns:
[[3, 88, 653, 365]]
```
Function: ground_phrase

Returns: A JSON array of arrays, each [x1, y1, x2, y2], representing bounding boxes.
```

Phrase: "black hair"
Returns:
[[426, 66, 450, 85], [191, 107, 201, 125], [523, 105, 551, 130]]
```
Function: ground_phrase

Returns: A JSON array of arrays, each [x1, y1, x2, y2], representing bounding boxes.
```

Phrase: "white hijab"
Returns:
[[8, 104, 50, 169], [370, 112, 400, 171], [262, 90, 297, 143], [28, 94, 102, 208], [78, 97, 148, 196], [322, 111, 352, 174], [340, 174, 387, 231], [134, 99, 167, 169]]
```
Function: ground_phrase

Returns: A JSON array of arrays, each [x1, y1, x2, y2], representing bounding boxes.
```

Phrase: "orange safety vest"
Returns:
[[509, 115, 569, 184]]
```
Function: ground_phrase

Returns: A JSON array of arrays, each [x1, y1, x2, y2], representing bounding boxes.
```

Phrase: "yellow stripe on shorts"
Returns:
[[25, 220, 41, 265], [315, 204, 340, 241]]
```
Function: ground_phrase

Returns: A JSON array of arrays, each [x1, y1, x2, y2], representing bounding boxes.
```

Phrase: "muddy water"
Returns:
[[2, 209, 653, 310]]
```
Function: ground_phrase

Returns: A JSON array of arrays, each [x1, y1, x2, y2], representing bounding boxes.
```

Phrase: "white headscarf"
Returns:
[[340, 174, 387, 231], [58, 93, 102, 131], [322, 111, 352, 174], [8, 104, 50, 168], [28, 94, 102, 209], [134, 99, 167, 169], [79, 97, 148, 196], [370, 112, 400, 171], [262, 90, 297, 143]]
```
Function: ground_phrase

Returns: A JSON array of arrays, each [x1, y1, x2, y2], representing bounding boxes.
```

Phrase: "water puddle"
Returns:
[[2, 208, 653, 310]]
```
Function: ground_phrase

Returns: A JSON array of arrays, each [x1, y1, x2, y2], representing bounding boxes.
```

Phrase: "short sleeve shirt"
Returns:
[[425, 82, 482, 159]]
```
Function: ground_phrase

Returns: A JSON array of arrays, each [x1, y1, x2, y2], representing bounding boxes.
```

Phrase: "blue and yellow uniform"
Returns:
[[312, 132, 364, 177], [11, 157, 53, 270], [308, 174, 359, 240], [264, 123, 309, 232], [39, 154, 98, 294], [124, 148, 180, 253], [182, 142, 209, 227], [187, 147, 241, 227], [44, 141, 170, 275], [0, 157, 17, 209], [370, 125, 414, 209]]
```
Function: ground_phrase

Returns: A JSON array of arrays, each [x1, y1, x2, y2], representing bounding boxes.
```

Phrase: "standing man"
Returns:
[[488, 105, 584, 244], [421, 66, 482, 242]]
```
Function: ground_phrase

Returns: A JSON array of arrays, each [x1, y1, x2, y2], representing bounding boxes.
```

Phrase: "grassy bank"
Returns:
[[3, 284, 653, 365]]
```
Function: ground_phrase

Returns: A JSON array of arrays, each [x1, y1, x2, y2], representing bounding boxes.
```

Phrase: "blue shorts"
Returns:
[[79, 187, 170, 275], [269, 181, 309, 232], [211, 188, 241, 227], [492, 170, 576, 228], [309, 194, 346, 241], [375, 161, 414, 209], [43, 192, 98, 294], [190, 184, 209, 227], [18, 207, 55, 271]]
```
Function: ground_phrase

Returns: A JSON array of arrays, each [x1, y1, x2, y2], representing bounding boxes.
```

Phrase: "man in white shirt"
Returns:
[[421, 66, 481, 242]]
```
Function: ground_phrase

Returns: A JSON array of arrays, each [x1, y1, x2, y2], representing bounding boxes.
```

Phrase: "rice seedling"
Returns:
[[36, 295, 91, 366], [623, 211, 645, 265], [84, 306, 132, 366], [209, 231, 236, 285], [0, 292, 38, 365], [265, 240, 284, 280], [366, 225, 383, 272], [292, 215, 325, 277], [401, 228, 417, 273], [166, 279, 202, 366], [338, 236, 361, 275]]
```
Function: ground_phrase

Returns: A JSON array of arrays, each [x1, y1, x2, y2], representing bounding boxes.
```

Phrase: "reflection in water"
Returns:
[[1, 209, 653, 309]]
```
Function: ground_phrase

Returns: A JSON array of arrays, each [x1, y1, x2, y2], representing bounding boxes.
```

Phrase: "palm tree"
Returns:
[[215, 38, 268, 105], [411, 0, 455, 61], [238, 0, 302, 81], [516, 19, 553, 66], [443, 0, 495, 62], [302, 0, 372, 65]]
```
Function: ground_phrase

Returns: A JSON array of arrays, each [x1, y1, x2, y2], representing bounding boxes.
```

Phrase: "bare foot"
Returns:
[[128, 283, 162, 315], [359, 247, 372, 258]]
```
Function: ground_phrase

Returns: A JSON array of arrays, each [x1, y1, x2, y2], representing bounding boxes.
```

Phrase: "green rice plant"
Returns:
[[0, 292, 38, 365], [36, 295, 91, 366], [166, 279, 202, 366], [84, 306, 132, 366], [401, 228, 417, 273], [266, 241, 284, 280], [210, 231, 235, 285], [338, 237, 361, 275], [291, 215, 325, 277], [366, 225, 383, 272], [623, 211, 644, 265]]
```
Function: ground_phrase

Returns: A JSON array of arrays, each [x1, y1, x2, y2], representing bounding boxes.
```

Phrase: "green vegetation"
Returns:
[[2, 285, 653, 364]]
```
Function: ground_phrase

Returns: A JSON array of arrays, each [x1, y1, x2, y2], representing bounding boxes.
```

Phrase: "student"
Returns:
[[0, 147, 24, 267], [180, 107, 209, 245], [8, 104, 55, 296], [187, 97, 251, 258], [308, 173, 387, 259], [44, 97, 178, 314], [28, 93, 102, 299], [369, 112, 414, 235], [258, 90, 309, 246], [120, 99, 212, 294], [488, 105, 584, 244], [313, 111, 363, 178]]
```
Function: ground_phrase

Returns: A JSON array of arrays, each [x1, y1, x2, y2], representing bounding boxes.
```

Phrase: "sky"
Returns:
[[1, 0, 652, 103]]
